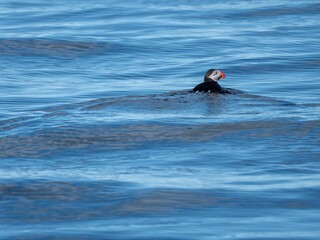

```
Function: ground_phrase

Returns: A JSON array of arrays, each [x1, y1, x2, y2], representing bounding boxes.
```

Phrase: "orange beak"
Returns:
[[220, 70, 226, 79]]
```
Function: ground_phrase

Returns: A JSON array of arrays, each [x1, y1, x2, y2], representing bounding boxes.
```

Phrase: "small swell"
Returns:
[[229, 3, 320, 19], [0, 39, 116, 57]]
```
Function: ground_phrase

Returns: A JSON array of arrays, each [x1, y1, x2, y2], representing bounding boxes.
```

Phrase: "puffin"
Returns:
[[193, 68, 230, 94]]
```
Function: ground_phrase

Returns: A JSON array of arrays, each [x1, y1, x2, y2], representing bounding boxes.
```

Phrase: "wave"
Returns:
[[0, 38, 123, 57], [3, 119, 319, 158], [227, 3, 320, 20], [1, 90, 318, 159]]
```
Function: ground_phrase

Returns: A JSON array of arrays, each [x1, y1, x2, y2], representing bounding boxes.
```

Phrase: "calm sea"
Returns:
[[1, 0, 320, 239]]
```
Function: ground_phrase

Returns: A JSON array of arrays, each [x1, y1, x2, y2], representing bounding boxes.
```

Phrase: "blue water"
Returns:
[[1, 0, 320, 239]]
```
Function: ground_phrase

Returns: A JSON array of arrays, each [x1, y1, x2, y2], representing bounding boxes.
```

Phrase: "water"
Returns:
[[1, 0, 320, 239]]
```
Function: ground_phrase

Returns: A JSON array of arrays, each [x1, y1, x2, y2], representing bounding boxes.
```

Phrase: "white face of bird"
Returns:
[[208, 70, 226, 81]]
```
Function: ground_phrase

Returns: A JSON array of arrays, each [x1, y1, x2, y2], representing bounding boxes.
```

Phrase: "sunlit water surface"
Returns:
[[1, 0, 320, 239]]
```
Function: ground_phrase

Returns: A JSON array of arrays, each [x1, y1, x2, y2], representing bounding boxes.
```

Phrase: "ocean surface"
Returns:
[[1, 0, 320, 239]]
